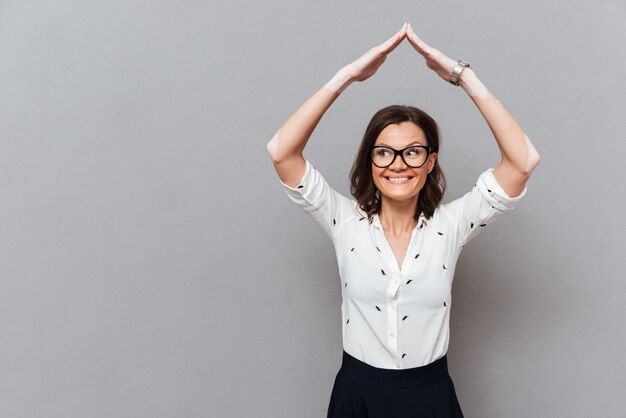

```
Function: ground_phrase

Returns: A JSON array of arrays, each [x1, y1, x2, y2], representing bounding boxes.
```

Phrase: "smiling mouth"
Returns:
[[384, 176, 414, 184]]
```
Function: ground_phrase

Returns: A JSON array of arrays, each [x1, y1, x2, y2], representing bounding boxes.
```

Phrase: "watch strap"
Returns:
[[449, 60, 471, 86]]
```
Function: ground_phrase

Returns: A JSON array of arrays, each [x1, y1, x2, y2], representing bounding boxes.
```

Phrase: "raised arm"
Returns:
[[457, 68, 541, 197], [405, 23, 541, 198], [266, 23, 409, 189], [266, 72, 353, 166]]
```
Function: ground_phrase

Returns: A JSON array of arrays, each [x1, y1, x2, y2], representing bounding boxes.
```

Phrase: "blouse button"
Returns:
[[390, 332, 395, 338]]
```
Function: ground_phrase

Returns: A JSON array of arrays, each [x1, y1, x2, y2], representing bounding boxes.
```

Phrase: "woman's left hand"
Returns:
[[406, 23, 462, 84]]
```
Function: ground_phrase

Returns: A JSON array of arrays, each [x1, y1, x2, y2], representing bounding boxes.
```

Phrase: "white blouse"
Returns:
[[279, 158, 527, 369]]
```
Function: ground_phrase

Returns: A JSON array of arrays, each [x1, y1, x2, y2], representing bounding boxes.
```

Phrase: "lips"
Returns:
[[384, 176, 414, 185]]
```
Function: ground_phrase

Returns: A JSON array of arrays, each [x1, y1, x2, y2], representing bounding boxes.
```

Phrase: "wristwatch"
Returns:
[[449, 60, 471, 86]]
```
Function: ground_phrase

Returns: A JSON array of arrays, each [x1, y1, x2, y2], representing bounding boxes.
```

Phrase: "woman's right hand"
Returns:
[[341, 23, 408, 83]]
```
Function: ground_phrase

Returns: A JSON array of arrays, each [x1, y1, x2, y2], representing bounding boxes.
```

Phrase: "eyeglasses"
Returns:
[[370, 145, 432, 168]]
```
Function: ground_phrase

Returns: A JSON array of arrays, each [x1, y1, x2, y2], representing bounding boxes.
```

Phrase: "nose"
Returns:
[[390, 152, 407, 169]]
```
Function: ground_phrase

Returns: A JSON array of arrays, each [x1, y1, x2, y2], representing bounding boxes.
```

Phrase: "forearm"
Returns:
[[266, 70, 353, 163], [459, 68, 541, 174]]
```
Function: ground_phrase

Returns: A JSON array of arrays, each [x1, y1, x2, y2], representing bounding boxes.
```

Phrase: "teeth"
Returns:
[[387, 177, 410, 182]]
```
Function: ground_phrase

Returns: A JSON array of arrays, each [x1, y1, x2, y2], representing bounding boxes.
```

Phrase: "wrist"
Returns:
[[458, 68, 489, 99], [323, 69, 353, 95], [457, 67, 475, 88]]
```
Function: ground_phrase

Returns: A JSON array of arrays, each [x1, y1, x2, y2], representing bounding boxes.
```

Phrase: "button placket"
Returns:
[[387, 274, 400, 354], [386, 274, 401, 298], [372, 214, 422, 359]]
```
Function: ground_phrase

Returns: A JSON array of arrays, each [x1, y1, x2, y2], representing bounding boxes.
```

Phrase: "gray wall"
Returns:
[[1, 0, 624, 417]]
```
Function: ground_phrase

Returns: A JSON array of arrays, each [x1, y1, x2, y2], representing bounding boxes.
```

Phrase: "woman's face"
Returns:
[[371, 121, 438, 203]]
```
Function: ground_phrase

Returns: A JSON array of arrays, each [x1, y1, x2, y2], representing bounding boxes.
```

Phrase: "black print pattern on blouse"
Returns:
[[297, 185, 303, 189], [460, 183, 498, 247], [333, 218, 336, 225], [342, 207, 480, 361], [469, 217, 487, 237]]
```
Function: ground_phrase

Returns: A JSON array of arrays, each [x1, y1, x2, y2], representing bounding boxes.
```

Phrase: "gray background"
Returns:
[[1, 0, 624, 417]]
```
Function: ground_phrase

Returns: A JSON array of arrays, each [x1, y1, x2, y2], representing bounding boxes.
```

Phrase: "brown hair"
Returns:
[[349, 104, 447, 224]]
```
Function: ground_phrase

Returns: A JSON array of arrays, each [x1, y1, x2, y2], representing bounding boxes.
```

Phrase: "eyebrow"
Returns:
[[376, 140, 425, 147]]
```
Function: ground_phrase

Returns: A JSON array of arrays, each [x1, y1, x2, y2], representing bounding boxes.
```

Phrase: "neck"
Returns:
[[378, 199, 419, 237]]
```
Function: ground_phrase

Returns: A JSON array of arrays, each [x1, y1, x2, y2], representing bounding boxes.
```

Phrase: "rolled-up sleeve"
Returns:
[[441, 168, 527, 248], [279, 158, 357, 242]]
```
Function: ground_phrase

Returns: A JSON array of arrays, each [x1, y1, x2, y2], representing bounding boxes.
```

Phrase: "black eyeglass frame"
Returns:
[[369, 145, 433, 168]]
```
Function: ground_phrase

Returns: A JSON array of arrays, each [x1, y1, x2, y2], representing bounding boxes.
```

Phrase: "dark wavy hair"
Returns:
[[349, 104, 447, 224]]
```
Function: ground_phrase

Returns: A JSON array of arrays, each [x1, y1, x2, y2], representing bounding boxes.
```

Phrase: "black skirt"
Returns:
[[327, 350, 464, 418]]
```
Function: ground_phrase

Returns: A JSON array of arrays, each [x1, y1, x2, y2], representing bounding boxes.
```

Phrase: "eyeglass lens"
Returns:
[[371, 146, 427, 168]]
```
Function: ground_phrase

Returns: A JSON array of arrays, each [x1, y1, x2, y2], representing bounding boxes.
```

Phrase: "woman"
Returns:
[[267, 22, 540, 418]]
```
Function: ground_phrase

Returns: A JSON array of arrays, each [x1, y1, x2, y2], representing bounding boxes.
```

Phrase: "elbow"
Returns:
[[266, 131, 280, 162], [522, 154, 541, 175], [532, 153, 542, 167], [526, 154, 541, 175], [265, 130, 302, 164], [266, 141, 276, 162], [266, 129, 302, 164], [522, 134, 541, 175], [502, 154, 541, 176]]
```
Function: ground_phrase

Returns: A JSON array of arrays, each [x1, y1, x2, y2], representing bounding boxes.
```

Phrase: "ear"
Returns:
[[428, 152, 438, 171]]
